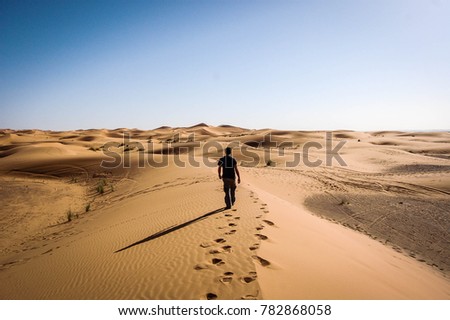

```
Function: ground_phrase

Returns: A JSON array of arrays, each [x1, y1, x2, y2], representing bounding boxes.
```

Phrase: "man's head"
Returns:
[[225, 147, 232, 155]]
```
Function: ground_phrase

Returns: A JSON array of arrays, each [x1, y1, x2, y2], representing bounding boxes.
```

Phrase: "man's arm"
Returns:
[[218, 165, 222, 179], [235, 165, 241, 184]]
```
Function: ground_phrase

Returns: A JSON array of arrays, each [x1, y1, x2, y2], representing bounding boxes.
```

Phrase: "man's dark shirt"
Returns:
[[218, 155, 237, 180]]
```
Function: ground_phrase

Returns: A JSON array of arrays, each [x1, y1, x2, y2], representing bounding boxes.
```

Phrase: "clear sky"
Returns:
[[1, 0, 449, 131]]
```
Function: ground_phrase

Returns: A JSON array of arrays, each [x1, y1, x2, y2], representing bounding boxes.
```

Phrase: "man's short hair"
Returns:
[[225, 147, 232, 155]]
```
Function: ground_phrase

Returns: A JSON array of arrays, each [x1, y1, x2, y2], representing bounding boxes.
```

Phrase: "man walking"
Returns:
[[218, 147, 241, 209]]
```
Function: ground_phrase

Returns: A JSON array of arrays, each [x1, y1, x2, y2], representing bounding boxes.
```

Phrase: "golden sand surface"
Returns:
[[0, 125, 448, 299]]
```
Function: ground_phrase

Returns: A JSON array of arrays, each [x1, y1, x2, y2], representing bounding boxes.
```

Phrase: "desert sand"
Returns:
[[0, 124, 449, 299]]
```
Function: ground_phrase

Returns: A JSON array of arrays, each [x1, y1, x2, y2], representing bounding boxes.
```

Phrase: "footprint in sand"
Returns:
[[241, 294, 258, 300], [255, 234, 268, 240], [252, 255, 271, 267], [200, 242, 214, 248], [225, 214, 232, 217], [214, 238, 226, 244], [212, 258, 225, 266], [225, 230, 236, 235], [234, 217, 240, 220], [262, 219, 275, 226], [249, 243, 259, 251], [240, 272, 257, 284], [219, 271, 234, 284], [206, 293, 218, 300], [210, 245, 232, 254], [232, 209, 237, 212], [194, 263, 209, 270], [240, 276, 256, 284], [219, 276, 233, 284], [256, 225, 264, 231], [222, 245, 232, 253], [263, 210, 269, 213], [256, 215, 262, 219], [229, 223, 237, 227]]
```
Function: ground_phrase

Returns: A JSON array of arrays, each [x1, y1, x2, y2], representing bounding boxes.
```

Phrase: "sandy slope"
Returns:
[[0, 163, 264, 299], [0, 126, 449, 299], [245, 181, 448, 299]]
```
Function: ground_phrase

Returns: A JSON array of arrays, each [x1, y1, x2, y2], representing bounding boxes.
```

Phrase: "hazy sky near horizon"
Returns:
[[1, 0, 449, 131]]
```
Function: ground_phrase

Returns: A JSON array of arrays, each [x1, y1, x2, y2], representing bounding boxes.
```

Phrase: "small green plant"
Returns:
[[67, 209, 76, 222], [266, 159, 275, 167], [97, 179, 106, 194]]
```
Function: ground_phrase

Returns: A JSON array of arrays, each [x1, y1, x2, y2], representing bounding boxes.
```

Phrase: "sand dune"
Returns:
[[0, 125, 449, 299]]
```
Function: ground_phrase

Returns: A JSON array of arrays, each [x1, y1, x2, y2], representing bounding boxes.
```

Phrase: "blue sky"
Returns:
[[1, 0, 449, 130]]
